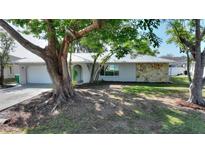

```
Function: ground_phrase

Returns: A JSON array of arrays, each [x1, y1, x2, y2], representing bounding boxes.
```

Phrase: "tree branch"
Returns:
[[45, 19, 58, 50], [65, 20, 104, 42], [76, 20, 103, 38], [66, 28, 77, 40], [200, 28, 205, 40], [45, 19, 60, 55], [179, 36, 195, 51], [61, 20, 104, 55], [0, 19, 46, 58], [170, 21, 195, 51]]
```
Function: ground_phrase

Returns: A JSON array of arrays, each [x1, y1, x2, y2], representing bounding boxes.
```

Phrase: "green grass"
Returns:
[[146, 107, 205, 133], [127, 106, 205, 133], [26, 114, 79, 134], [123, 76, 190, 96], [123, 75, 205, 97]]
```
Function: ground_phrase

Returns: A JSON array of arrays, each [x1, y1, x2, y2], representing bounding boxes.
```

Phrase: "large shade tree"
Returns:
[[167, 19, 205, 105], [0, 19, 160, 103]]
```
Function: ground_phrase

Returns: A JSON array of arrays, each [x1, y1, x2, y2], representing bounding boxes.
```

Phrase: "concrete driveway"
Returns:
[[0, 84, 52, 111]]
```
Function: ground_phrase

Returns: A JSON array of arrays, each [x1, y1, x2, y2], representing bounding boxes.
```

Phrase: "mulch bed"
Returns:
[[0, 91, 55, 131], [0, 90, 89, 132], [176, 99, 205, 111]]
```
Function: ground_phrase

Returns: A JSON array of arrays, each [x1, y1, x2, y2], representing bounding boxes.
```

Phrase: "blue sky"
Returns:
[[155, 22, 183, 57], [11, 21, 184, 58]]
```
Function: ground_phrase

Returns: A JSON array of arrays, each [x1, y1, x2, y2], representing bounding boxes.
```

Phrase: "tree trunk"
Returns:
[[186, 50, 192, 83], [45, 53, 74, 103], [187, 19, 205, 106], [89, 57, 97, 83], [69, 49, 72, 80], [0, 64, 4, 86], [188, 61, 204, 105]]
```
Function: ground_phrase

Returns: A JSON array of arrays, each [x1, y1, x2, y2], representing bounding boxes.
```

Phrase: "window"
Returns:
[[100, 64, 119, 76]]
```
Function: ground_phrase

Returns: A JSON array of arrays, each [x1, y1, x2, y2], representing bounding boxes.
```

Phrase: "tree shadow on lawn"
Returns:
[[1, 84, 205, 134]]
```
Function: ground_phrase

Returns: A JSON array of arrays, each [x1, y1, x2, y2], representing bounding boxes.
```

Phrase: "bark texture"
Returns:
[[45, 54, 74, 103], [187, 20, 205, 105], [188, 60, 204, 105], [0, 64, 4, 86], [186, 50, 192, 83]]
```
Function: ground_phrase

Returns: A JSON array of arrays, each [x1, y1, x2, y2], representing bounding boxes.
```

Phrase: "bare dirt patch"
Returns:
[[0, 83, 205, 134], [176, 99, 205, 111]]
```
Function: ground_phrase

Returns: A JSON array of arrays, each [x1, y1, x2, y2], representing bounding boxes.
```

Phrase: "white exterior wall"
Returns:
[[27, 65, 52, 84], [72, 63, 90, 83], [81, 63, 90, 83], [1, 64, 20, 79], [18, 63, 91, 84], [169, 67, 186, 76], [19, 65, 27, 84], [17, 62, 169, 84], [99, 63, 136, 82], [3, 67, 13, 79], [19, 64, 52, 84]]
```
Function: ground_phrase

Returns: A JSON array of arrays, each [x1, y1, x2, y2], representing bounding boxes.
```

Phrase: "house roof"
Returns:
[[160, 56, 187, 64], [9, 55, 22, 62], [14, 53, 174, 64]]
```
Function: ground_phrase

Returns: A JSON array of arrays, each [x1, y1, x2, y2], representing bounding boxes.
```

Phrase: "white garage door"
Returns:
[[27, 65, 52, 84]]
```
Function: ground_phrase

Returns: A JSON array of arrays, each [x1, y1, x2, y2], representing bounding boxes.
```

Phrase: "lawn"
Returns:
[[123, 76, 205, 97], [123, 76, 188, 96], [1, 76, 205, 134]]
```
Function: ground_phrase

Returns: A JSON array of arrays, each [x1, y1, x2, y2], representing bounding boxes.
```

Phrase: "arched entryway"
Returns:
[[72, 65, 83, 83]]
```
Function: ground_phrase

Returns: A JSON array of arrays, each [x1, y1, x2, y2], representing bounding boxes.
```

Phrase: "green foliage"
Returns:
[[166, 20, 195, 53], [9, 19, 92, 40], [80, 19, 161, 58], [9, 19, 161, 57], [0, 29, 15, 66]]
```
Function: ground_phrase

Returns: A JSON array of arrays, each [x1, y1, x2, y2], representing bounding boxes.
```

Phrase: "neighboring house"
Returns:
[[160, 56, 186, 76], [0, 55, 21, 79], [14, 53, 173, 84]]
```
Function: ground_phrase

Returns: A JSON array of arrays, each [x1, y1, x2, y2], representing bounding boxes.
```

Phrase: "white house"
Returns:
[[160, 56, 186, 76], [14, 53, 174, 84]]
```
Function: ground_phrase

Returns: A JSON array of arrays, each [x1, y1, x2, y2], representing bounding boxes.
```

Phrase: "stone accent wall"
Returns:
[[136, 63, 169, 82]]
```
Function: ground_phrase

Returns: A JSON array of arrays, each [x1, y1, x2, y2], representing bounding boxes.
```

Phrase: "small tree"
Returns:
[[79, 20, 160, 83], [0, 29, 15, 86], [166, 20, 193, 83]]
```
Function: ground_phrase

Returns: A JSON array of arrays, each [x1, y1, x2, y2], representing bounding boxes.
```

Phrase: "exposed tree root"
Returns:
[[176, 99, 205, 111], [187, 97, 205, 107], [51, 90, 76, 112]]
